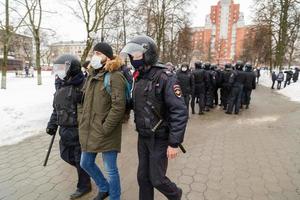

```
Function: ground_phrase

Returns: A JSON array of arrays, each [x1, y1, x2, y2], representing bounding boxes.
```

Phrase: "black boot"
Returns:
[[225, 111, 232, 115], [245, 105, 249, 109], [178, 187, 183, 200], [70, 187, 91, 199], [94, 192, 109, 200], [192, 109, 195, 114]]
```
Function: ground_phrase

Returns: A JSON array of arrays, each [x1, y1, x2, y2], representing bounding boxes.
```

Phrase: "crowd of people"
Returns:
[[172, 61, 257, 115], [271, 68, 299, 90], [46, 35, 188, 200]]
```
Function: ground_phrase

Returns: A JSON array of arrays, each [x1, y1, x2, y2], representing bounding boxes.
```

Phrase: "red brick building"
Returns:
[[191, 0, 252, 65]]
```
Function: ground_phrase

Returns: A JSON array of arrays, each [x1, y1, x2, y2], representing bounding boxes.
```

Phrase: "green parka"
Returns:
[[79, 57, 126, 153]]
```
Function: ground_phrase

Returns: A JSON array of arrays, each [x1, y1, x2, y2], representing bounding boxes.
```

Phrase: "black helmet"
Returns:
[[204, 63, 211, 70], [225, 63, 232, 69], [195, 61, 202, 69], [211, 64, 217, 70], [121, 35, 158, 66], [235, 61, 244, 71], [53, 54, 81, 79], [245, 63, 252, 71]]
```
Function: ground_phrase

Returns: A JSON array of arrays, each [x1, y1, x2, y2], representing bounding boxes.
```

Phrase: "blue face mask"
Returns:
[[130, 59, 145, 69]]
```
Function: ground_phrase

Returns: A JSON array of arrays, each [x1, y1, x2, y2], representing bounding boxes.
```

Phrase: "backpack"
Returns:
[[277, 73, 284, 81], [104, 69, 132, 111]]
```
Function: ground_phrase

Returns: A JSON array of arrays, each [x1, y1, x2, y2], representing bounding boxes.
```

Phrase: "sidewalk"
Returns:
[[1, 86, 300, 200]]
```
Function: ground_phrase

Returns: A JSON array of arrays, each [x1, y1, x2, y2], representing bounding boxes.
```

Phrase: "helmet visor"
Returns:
[[120, 43, 147, 59], [52, 63, 70, 75]]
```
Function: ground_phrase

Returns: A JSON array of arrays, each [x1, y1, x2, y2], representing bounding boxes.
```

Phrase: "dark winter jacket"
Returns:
[[192, 68, 206, 96], [293, 69, 299, 82], [244, 71, 256, 90], [133, 66, 188, 148], [271, 72, 277, 82], [176, 70, 194, 96], [47, 72, 85, 147]]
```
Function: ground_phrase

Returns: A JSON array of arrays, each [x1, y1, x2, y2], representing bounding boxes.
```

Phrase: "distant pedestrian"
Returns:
[[271, 71, 277, 89], [284, 70, 293, 88], [293, 67, 299, 83], [277, 71, 284, 90]]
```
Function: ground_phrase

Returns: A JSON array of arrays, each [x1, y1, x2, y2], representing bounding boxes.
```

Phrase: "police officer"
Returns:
[[203, 63, 213, 111], [243, 63, 256, 109], [226, 61, 246, 115], [120, 35, 188, 200], [211, 64, 220, 106], [220, 63, 233, 110], [191, 61, 206, 115], [46, 55, 91, 199], [176, 62, 194, 113]]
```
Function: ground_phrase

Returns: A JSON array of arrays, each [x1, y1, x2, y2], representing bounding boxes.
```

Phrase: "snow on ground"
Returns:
[[260, 69, 300, 103], [0, 71, 55, 146]]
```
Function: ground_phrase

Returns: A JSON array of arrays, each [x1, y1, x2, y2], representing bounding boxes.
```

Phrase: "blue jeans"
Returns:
[[80, 151, 121, 200]]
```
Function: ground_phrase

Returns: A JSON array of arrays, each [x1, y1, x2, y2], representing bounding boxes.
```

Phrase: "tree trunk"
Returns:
[[81, 38, 93, 64], [35, 34, 42, 85], [1, 44, 8, 89], [1, 0, 9, 89]]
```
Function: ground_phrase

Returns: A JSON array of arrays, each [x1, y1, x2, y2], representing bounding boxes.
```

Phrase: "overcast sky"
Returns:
[[34, 0, 254, 42]]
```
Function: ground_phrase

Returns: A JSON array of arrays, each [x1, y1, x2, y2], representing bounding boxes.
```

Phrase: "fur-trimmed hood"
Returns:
[[104, 56, 124, 72]]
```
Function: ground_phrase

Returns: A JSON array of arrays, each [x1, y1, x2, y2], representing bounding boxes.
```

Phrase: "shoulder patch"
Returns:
[[173, 84, 182, 98]]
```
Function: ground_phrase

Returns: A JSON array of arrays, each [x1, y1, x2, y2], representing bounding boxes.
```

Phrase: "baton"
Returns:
[[43, 134, 56, 167]]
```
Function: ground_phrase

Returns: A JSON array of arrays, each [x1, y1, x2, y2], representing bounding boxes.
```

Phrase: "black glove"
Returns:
[[46, 127, 57, 136]]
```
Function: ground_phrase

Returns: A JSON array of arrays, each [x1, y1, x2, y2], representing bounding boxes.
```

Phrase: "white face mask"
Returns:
[[90, 55, 103, 69], [182, 67, 187, 72], [56, 71, 66, 79]]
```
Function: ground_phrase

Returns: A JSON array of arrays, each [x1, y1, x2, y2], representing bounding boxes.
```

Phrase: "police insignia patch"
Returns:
[[173, 85, 182, 97]]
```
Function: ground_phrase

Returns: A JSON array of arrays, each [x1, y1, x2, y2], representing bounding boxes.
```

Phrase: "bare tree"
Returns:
[[254, 0, 300, 69], [134, 0, 190, 63], [67, 0, 119, 63], [0, 0, 29, 89], [22, 0, 43, 85]]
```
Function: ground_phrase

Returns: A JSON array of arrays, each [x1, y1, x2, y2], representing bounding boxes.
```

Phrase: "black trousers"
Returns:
[[183, 95, 190, 114], [284, 79, 291, 88], [227, 85, 243, 114], [271, 81, 275, 89], [277, 81, 282, 89], [243, 88, 252, 106], [221, 86, 231, 109], [214, 88, 219, 106], [191, 94, 205, 114], [137, 135, 181, 200], [60, 141, 91, 190]]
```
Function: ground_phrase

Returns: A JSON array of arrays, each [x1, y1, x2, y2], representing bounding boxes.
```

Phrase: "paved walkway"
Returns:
[[1, 85, 300, 200]]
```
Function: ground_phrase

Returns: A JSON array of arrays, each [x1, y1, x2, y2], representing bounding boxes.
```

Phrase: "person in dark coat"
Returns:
[[226, 61, 246, 115], [243, 63, 256, 109], [121, 35, 188, 200], [176, 62, 194, 114], [211, 64, 221, 106], [284, 70, 293, 88], [203, 63, 214, 111], [220, 63, 233, 110], [293, 67, 299, 82], [46, 54, 91, 199], [277, 71, 284, 89], [191, 61, 206, 114], [271, 71, 277, 89], [256, 67, 261, 84]]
